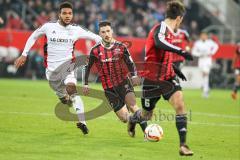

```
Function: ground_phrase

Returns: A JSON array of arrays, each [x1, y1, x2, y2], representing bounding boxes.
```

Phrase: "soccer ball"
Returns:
[[144, 124, 163, 142]]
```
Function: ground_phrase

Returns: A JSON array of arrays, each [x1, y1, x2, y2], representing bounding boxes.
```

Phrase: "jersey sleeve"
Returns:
[[22, 23, 47, 56], [209, 40, 219, 55], [123, 46, 137, 77], [191, 41, 201, 57], [153, 24, 182, 54], [183, 30, 190, 42], [237, 46, 240, 55], [84, 49, 97, 85], [76, 26, 102, 43]]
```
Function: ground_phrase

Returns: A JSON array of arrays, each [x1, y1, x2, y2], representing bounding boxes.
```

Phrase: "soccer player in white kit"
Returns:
[[14, 2, 101, 134], [192, 32, 218, 98]]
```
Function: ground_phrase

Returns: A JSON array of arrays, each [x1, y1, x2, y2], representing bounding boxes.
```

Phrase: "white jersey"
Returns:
[[192, 39, 218, 72], [22, 21, 102, 71]]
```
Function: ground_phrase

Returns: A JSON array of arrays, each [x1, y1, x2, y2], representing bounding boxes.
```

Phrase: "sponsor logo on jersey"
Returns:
[[50, 37, 74, 43], [101, 57, 119, 62]]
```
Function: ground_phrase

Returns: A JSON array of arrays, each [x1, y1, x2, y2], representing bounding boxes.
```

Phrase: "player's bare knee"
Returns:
[[127, 101, 136, 108], [175, 102, 185, 113], [66, 83, 77, 96], [119, 116, 128, 123]]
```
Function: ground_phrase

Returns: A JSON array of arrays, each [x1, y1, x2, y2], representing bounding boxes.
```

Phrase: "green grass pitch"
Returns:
[[0, 79, 239, 160]]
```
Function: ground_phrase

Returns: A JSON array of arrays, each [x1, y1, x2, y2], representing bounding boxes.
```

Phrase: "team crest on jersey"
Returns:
[[52, 30, 56, 34], [114, 48, 121, 55]]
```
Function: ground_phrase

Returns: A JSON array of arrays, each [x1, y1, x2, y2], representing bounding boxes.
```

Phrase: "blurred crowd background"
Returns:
[[0, 0, 219, 40]]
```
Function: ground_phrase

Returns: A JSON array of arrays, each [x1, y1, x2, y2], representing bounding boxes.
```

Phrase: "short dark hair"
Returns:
[[98, 21, 112, 29], [166, 1, 185, 19], [59, 1, 73, 12]]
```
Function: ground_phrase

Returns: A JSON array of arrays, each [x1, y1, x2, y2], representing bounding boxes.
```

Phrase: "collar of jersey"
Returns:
[[162, 21, 178, 36], [100, 40, 116, 49], [57, 20, 70, 29]]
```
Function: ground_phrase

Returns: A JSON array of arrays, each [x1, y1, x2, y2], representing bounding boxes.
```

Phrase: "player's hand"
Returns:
[[0, 17, 4, 24], [181, 51, 193, 61], [177, 72, 187, 81], [172, 64, 187, 81], [14, 55, 27, 68], [83, 85, 90, 95], [131, 76, 141, 86]]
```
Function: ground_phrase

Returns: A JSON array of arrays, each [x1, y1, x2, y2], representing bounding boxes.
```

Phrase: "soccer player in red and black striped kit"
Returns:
[[128, 1, 194, 156], [231, 43, 240, 100], [83, 21, 147, 136]]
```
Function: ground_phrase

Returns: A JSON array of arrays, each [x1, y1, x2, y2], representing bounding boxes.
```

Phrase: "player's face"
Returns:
[[99, 26, 113, 43], [200, 33, 208, 41], [175, 16, 183, 30], [59, 8, 73, 25]]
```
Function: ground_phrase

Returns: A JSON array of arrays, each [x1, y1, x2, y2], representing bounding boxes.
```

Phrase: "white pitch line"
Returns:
[[189, 121, 240, 127], [0, 111, 239, 127], [160, 109, 240, 119], [153, 120, 240, 127], [0, 110, 239, 119], [0, 111, 54, 116]]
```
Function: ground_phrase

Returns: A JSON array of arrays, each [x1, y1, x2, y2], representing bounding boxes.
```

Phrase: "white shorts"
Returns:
[[198, 58, 212, 74], [46, 67, 77, 98], [199, 65, 211, 74]]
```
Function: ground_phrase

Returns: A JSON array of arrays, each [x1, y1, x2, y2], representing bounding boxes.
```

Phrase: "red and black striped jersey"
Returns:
[[233, 45, 240, 69], [171, 29, 190, 63], [144, 21, 184, 81], [84, 41, 137, 89]]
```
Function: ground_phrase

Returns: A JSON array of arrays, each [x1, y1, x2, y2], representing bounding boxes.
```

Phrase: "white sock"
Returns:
[[71, 95, 86, 125]]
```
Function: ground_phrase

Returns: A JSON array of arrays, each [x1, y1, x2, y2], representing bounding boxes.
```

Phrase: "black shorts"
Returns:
[[141, 77, 182, 111], [104, 79, 134, 112]]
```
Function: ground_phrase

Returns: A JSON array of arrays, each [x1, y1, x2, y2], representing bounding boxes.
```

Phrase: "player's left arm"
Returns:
[[77, 26, 102, 43], [183, 30, 191, 51], [172, 64, 187, 81], [123, 47, 140, 86], [154, 27, 193, 60], [183, 30, 191, 42], [83, 50, 97, 95], [209, 40, 219, 55], [84, 50, 96, 86]]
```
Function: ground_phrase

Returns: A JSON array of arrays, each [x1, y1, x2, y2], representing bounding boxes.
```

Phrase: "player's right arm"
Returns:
[[154, 25, 193, 60], [232, 46, 240, 69], [191, 41, 201, 57], [0, 17, 4, 24], [83, 49, 97, 95], [14, 24, 47, 68]]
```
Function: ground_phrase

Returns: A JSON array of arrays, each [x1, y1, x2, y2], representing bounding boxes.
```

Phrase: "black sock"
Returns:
[[176, 114, 187, 146], [129, 109, 144, 123], [139, 121, 147, 132]]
